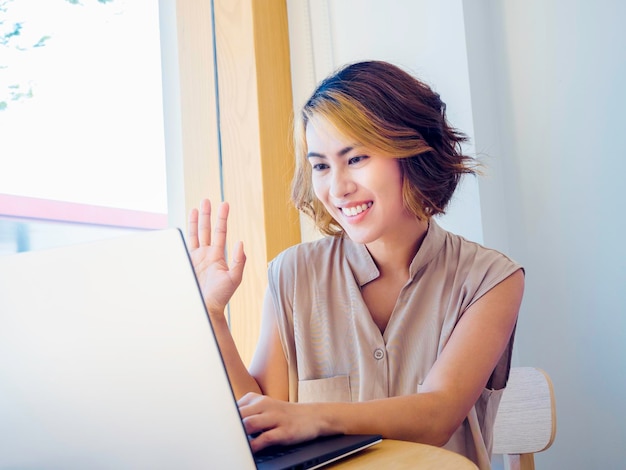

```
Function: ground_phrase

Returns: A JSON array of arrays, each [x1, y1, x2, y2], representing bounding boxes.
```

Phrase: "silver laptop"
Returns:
[[0, 228, 380, 469]]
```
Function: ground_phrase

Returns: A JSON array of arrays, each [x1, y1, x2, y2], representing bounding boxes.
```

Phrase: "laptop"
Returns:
[[0, 228, 381, 469]]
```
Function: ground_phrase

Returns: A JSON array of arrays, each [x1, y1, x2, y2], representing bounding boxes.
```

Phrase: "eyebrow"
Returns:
[[307, 146, 354, 159]]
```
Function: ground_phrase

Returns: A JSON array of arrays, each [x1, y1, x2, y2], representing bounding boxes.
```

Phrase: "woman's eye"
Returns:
[[348, 155, 368, 165], [312, 163, 329, 171]]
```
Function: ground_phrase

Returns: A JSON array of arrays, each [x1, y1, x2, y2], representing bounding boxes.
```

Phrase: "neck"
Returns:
[[365, 218, 429, 276]]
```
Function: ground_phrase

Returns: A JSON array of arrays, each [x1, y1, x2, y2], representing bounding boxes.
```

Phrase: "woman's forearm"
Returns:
[[315, 393, 459, 447], [209, 312, 262, 399]]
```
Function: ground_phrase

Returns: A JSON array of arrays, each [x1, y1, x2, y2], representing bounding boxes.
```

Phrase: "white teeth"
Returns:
[[341, 202, 372, 216]]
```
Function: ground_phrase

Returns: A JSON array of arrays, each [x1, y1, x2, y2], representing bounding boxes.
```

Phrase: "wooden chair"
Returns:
[[492, 367, 557, 470]]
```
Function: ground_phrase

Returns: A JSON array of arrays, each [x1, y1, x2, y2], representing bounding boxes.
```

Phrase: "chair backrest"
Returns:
[[492, 367, 557, 470]]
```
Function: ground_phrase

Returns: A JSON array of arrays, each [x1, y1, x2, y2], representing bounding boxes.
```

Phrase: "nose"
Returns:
[[329, 167, 356, 199]]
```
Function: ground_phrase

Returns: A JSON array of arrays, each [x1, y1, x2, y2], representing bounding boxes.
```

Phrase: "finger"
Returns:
[[198, 199, 212, 246], [241, 412, 266, 436], [229, 241, 246, 285], [212, 201, 230, 251], [187, 207, 199, 250], [248, 428, 290, 453], [237, 391, 261, 409], [241, 411, 276, 445]]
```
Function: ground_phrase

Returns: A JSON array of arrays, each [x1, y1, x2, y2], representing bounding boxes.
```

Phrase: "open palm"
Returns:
[[187, 199, 246, 316]]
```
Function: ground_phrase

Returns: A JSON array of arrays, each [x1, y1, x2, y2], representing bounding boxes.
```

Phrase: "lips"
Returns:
[[339, 202, 373, 217]]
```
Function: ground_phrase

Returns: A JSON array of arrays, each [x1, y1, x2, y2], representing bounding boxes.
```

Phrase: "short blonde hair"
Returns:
[[291, 61, 477, 237]]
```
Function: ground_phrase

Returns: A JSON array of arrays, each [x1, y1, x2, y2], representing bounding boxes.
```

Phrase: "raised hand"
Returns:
[[187, 199, 246, 317]]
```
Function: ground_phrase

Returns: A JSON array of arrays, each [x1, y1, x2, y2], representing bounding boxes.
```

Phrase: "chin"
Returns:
[[341, 230, 377, 245]]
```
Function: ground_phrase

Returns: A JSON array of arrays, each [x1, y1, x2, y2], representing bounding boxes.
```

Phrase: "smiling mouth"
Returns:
[[340, 202, 373, 217]]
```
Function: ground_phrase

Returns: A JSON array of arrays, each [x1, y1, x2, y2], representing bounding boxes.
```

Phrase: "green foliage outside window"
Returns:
[[0, 0, 113, 110]]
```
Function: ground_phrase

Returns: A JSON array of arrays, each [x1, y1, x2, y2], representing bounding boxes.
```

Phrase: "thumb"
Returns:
[[229, 241, 246, 284]]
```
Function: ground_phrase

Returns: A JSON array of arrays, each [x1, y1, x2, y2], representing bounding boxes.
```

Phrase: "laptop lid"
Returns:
[[0, 229, 257, 469], [0, 229, 381, 469]]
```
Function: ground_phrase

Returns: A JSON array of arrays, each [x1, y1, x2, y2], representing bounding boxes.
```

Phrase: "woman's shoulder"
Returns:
[[267, 236, 353, 294], [434, 221, 517, 263], [434, 222, 523, 285], [269, 236, 344, 270]]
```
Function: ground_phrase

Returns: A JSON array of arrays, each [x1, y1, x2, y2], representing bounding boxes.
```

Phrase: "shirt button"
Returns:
[[373, 348, 385, 360]]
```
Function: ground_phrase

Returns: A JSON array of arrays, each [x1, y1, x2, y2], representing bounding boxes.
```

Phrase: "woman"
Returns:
[[187, 60, 524, 469]]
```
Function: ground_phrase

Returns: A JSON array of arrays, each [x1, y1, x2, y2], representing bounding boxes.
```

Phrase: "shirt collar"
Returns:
[[343, 219, 447, 287]]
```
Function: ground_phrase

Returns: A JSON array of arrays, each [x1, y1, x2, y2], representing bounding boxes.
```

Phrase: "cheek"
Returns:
[[311, 178, 337, 215], [311, 175, 327, 201], [369, 161, 402, 186], [376, 165, 405, 204]]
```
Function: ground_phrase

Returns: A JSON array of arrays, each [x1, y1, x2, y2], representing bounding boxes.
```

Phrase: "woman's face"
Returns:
[[305, 117, 419, 245]]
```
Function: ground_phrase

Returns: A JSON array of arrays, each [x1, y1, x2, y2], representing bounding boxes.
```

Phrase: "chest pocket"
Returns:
[[298, 376, 351, 403]]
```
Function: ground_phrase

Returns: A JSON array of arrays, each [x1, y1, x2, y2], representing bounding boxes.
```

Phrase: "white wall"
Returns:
[[465, 0, 626, 467], [289, 0, 626, 467]]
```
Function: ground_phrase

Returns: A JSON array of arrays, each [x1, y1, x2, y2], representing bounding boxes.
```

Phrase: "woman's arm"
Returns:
[[248, 289, 290, 400], [239, 269, 524, 452], [187, 199, 259, 398]]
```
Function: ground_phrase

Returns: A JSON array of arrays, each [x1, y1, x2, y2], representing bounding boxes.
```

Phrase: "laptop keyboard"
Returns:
[[254, 443, 306, 463]]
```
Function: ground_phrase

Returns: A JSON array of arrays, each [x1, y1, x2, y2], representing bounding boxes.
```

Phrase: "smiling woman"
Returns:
[[293, 61, 477, 237], [186, 59, 524, 470], [304, 118, 413, 247]]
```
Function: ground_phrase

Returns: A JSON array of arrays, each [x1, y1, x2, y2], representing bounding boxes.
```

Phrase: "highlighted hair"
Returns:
[[291, 61, 477, 236]]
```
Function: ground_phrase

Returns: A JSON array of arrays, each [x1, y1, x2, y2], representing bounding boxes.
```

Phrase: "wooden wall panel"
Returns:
[[212, 0, 301, 365], [251, 2, 302, 262], [213, 0, 266, 366]]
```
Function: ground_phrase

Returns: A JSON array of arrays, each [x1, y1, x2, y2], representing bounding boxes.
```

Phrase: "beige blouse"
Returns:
[[266, 219, 522, 469]]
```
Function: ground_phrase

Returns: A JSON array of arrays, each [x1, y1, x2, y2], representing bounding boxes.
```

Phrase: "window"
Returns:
[[1, 0, 299, 364], [0, 0, 167, 254]]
